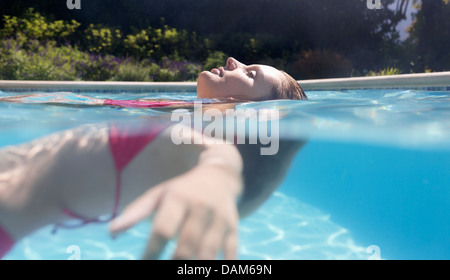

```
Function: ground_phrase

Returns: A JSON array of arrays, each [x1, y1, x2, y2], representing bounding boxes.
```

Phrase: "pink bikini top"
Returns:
[[104, 99, 190, 108], [53, 120, 169, 233], [0, 120, 168, 259], [0, 225, 14, 259]]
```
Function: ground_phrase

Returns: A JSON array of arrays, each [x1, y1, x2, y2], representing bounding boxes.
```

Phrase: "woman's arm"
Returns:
[[0, 121, 244, 260], [110, 141, 243, 260], [108, 122, 244, 260], [0, 117, 301, 260], [0, 124, 114, 240]]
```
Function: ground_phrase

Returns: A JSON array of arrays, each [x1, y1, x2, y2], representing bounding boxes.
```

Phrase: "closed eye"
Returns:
[[247, 70, 257, 79]]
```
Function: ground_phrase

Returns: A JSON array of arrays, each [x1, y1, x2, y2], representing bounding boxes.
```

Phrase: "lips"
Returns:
[[211, 68, 220, 76], [210, 67, 224, 77]]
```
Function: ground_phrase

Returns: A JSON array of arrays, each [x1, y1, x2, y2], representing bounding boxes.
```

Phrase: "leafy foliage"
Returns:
[[407, 0, 450, 72], [0, 1, 448, 80], [0, 8, 80, 41], [0, 9, 203, 81], [367, 67, 402, 76]]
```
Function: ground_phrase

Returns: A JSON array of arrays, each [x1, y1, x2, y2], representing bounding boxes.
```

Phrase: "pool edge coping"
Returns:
[[1, 71, 450, 91], [0, 81, 198, 91]]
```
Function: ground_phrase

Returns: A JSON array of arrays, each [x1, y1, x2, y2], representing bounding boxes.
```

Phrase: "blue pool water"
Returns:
[[0, 89, 449, 260]]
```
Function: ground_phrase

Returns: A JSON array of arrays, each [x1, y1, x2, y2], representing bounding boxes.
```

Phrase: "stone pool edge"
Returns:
[[1, 71, 450, 92]]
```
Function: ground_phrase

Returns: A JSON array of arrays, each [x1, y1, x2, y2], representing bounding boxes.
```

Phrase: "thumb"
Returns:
[[109, 184, 166, 234]]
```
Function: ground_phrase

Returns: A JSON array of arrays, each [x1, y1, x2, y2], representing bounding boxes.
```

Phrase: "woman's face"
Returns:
[[197, 57, 284, 101]]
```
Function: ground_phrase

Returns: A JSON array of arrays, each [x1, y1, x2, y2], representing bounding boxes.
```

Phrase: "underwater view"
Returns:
[[1, 89, 449, 260]]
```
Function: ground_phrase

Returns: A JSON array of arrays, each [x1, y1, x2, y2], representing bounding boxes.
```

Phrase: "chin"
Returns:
[[198, 70, 216, 81], [196, 72, 213, 98]]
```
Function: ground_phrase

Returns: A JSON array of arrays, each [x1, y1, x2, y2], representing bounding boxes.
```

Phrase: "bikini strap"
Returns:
[[52, 120, 169, 234]]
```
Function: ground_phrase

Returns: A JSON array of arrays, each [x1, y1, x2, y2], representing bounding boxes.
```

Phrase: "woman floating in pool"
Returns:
[[0, 58, 307, 260], [0, 57, 307, 107]]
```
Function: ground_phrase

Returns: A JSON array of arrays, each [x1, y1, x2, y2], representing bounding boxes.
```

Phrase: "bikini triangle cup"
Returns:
[[0, 223, 14, 259], [104, 99, 189, 108], [53, 120, 169, 233]]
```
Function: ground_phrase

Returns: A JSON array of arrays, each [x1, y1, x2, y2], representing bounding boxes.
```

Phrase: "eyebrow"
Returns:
[[249, 65, 263, 81]]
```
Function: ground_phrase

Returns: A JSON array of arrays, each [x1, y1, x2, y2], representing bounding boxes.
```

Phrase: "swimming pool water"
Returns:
[[1, 89, 449, 260]]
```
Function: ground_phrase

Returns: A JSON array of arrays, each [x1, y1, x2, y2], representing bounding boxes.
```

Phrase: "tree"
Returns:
[[1, 0, 411, 75], [408, 0, 450, 71]]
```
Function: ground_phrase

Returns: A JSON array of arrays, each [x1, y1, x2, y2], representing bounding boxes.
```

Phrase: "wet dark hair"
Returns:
[[273, 71, 308, 100]]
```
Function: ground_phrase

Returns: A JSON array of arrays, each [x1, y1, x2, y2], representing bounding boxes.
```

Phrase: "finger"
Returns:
[[109, 184, 165, 234], [223, 229, 238, 260], [172, 205, 212, 260], [222, 207, 239, 260], [197, 215, 227, 260], [142, 196, 188, 260]]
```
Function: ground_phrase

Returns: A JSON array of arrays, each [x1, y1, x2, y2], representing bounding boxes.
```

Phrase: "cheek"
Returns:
[[221, 76, 252, 97], [197, 72, 253, 98]]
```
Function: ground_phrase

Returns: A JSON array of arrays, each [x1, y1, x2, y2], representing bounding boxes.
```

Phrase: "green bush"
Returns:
[[0, 9, 204, 81], [203, 51, 228, 70], [0, 39, 82, 80], [124, 29, 151, 58], [124, 25, 195, 61], [84, 24, 122, 54], [113, 59, 159, 82], [155, 57, 202, 81], [0, 37, 123, 81], [75, 54, 120, 81], [0, 8, 80, 42], [367, 67, 401, 76]]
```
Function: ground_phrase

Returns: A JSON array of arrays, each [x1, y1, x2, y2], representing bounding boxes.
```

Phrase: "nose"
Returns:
[[225, 57, 245, 71]]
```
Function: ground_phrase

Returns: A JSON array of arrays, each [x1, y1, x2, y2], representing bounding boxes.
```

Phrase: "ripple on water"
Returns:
[[4, 192, 368, 260]]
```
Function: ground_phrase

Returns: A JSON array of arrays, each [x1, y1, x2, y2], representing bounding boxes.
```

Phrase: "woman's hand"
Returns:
[[109, 156, 243, 260]]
